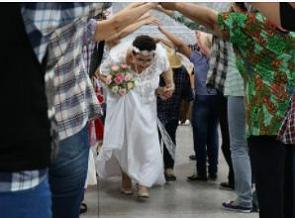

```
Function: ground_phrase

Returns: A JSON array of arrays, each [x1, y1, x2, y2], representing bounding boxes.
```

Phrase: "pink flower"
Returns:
[[114, 73, 124, 85], [124, 73, 132, 81], [118, 88, 127, 96], [111, 65, 119, 72], [121, 64, 128, 70]]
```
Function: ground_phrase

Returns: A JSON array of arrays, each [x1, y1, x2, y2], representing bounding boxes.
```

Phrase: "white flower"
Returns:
[[111, 86, 119, 93]]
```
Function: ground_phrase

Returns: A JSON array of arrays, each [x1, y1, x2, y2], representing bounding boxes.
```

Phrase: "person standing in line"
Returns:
[[157, 25, 220, 181], [157, 46, 194, 181], [22, 3, 159, 218], [159, 3, 295, 218]]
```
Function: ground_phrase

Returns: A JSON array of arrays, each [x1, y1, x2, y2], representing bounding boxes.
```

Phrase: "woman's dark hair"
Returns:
[[132, 35, 156, 52], [234, 2, 248, 12]]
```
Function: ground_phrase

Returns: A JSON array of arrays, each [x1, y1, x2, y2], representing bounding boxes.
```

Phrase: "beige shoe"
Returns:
[[137, 185, 149, 199]]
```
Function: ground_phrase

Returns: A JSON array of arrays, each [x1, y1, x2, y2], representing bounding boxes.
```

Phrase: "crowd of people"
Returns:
[[0, 2, 294, 218]]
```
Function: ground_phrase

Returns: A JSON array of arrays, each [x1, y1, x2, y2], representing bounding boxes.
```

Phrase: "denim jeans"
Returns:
[[49, 126, 90, 218], [192, 94, 219, 177], [0, 176, 52, 218], [227, 96, 252, 207], [218, 94, 234, 185]]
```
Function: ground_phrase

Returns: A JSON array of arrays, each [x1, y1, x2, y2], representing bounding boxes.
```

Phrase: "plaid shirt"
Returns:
[[22, 3, 104, 141], [206, 36, 231, 93], [0, 169, 47, 192], [0, 3, 104, 193], [278, 95, 295, 144], [157, 66, 193, 123]]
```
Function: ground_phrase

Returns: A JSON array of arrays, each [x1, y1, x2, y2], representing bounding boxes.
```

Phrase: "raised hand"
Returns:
[[145, 16, 161, 26]]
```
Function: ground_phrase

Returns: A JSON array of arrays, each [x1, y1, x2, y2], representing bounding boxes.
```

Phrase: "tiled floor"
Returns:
[[82, 124, 258, 218]]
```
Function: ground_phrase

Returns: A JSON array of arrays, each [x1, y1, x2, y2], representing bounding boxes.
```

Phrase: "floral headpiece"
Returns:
[[132, 46, 155, 56]]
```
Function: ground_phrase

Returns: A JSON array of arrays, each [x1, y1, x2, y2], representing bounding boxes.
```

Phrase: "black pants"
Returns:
[[249, 136, 295, 218], [163, 119, 179, 169], [217, 94, 234, 185]]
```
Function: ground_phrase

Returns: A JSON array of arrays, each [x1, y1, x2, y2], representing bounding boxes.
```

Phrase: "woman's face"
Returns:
[[132, 52, 155, 69]]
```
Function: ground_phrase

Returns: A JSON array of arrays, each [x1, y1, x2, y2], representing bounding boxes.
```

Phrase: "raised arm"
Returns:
[[249, 3, 295, 30], [158, 25, 192, 58], [154, 37, 174, 49], [94, 3, 157, 41], [160, 3, 225, 39], [106, 15, 160, 44]]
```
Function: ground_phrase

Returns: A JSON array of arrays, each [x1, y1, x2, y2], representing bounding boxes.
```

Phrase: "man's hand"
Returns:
[[163, 83, 175, 99], [144, 16, 161, 26], [157, 83, 175, 100], [159, 3, 178, 11]]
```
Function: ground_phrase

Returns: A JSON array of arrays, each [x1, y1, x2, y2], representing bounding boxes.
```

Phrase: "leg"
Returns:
[[49, 126, 90, 218], [121, 171, 133, 194], [0, 176, 52, 218], [163, 119, 178, 170], [228, 96, 252, 208], [249, 136, 285, 218], [163, 119, 179, 181], [218, 94, 234, 186], [206, 95, 219, 179], [191, 95, 210, 178]]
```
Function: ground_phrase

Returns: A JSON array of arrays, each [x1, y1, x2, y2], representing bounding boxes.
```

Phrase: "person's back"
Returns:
[[0, 3, 52, 218]]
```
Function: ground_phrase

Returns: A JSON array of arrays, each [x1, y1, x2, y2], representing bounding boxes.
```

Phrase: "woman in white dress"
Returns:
[[98, 35, 174, 198]]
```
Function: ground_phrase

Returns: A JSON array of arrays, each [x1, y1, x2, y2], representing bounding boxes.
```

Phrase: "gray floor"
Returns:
[[82, 124, 258, 218]]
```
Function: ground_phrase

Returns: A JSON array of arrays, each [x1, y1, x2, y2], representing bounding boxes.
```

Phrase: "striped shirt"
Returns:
[[224, 43, 244, 97]]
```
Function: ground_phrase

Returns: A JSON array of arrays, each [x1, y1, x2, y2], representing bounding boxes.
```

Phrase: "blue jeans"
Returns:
[[49, 126, 90, 218], [192, 95, 219, 177], [0, 176, 52, 218], [227, 96, 252, 207]]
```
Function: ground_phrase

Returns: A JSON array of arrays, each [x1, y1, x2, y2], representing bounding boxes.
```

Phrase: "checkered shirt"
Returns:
[[278, 95, 295, 144], [0, 3, 104, 193], [157, 66, 193, 123], [206, 36, 231, 93], [0, 169, 47, 192], [22, 3, 104, 142]]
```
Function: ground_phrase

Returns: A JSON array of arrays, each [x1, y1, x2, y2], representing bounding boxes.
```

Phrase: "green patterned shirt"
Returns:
[[217, 12, 295, 136]]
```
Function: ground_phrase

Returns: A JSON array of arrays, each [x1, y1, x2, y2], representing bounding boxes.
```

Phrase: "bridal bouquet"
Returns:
[[105, 64, 135, 96]]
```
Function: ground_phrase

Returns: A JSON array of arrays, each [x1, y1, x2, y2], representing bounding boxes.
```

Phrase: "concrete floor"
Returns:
[[82, 124, 258, 218]]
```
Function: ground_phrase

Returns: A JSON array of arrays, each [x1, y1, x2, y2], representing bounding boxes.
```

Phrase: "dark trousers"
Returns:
[[249, 136, 295, 218], [192, 95, 219, 177], [217, 94, 234, 185], [163, 119, 179, 169]]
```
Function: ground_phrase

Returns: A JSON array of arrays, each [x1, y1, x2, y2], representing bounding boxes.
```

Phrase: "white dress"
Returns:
[[97, 41, 169, 187]]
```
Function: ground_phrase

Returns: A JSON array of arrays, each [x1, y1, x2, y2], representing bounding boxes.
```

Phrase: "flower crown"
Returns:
[[132, 46, 155, 56]]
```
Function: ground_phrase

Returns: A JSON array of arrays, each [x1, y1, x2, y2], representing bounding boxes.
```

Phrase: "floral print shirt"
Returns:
[[217, 12, 295, 136]]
